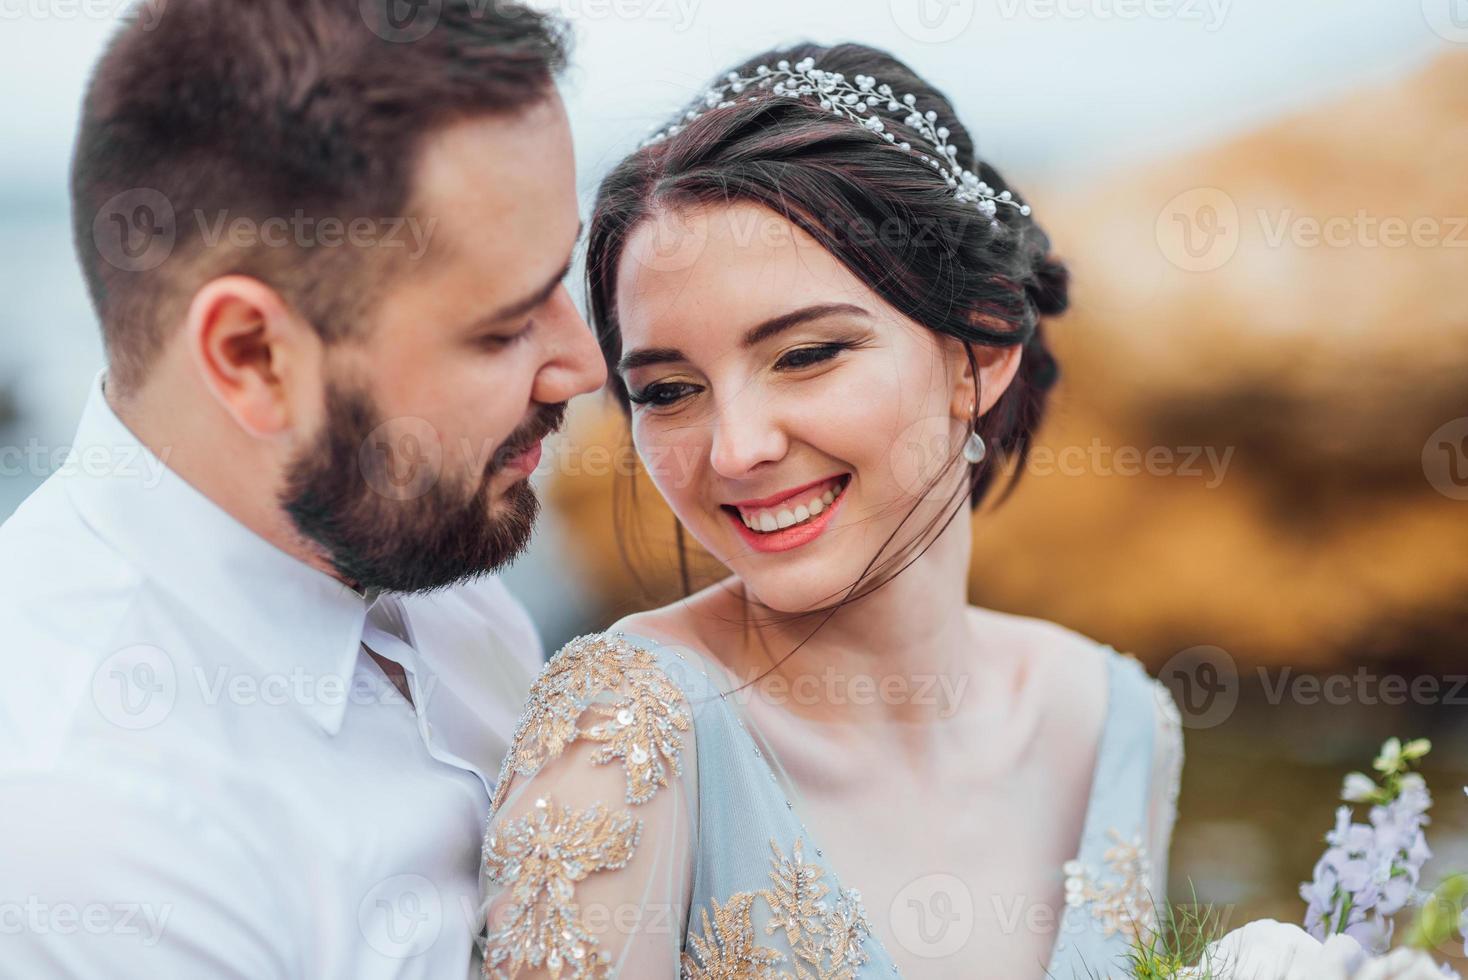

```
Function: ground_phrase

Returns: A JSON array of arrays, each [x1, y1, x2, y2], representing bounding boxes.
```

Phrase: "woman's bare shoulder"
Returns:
[[607, 579, 742, 652]]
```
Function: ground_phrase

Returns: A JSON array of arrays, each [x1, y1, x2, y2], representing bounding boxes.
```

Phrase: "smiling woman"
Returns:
[[480, 39, 1183, 980]]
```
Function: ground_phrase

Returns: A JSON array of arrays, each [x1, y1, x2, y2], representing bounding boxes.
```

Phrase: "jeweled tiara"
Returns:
[[641, 56, 1032, 223]]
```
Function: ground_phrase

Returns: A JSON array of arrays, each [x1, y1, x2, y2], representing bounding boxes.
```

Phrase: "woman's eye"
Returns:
[[775, 343, 847, 371], [628, 381, 701, 408]]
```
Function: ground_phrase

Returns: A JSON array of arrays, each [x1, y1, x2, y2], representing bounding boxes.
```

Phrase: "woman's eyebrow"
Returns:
[[617, 302, 871, 374], [740, 302, 871, 349]]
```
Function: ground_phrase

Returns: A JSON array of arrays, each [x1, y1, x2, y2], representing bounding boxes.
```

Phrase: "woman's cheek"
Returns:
[[634, 418, 705, 518]]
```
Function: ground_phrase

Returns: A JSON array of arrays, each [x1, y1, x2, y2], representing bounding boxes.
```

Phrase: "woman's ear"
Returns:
[[183, 275, 325, 440], [948, 339, 1024, 422]]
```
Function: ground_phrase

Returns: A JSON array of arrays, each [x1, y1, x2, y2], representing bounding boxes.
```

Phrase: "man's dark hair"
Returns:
[[72, 0, 569, 394]]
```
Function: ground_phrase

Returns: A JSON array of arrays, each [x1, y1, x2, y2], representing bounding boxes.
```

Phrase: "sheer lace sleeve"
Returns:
[[1145, 678, 1184, 904], [481, 634, 698, 979]]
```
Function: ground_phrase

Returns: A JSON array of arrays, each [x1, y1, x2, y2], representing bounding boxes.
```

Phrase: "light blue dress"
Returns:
[[480, 630, 1182, 979]]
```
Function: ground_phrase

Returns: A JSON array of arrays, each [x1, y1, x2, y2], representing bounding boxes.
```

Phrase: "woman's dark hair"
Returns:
[[586, 41, 1068, 612]]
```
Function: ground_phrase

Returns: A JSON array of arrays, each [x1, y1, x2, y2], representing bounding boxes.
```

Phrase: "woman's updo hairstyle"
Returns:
[[586, 41, 1068, 510]]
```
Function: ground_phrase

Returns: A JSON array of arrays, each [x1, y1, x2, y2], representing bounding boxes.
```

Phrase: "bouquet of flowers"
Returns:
[[1130, 738, 1468, 979]]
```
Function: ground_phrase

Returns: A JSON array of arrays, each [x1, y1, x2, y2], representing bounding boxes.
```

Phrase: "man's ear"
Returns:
[[183, 276, 324, 439], [948, 337, 1025, 422]]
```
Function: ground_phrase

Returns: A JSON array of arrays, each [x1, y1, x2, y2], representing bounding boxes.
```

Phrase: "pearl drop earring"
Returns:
[[963, 401, 986, 464]]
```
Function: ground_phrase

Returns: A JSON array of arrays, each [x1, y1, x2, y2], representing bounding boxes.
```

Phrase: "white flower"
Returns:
[[1176, 919, 1365, 980], [1349, 948, 1452, 980], [1343, 772, 1377, 803], [1176, 920, 1453, 980]]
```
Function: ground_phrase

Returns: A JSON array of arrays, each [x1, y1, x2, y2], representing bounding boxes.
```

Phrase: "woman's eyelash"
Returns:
[[628, 341, 859, 408], [774, 341, 855, 370], [627, 381, 702, 407]]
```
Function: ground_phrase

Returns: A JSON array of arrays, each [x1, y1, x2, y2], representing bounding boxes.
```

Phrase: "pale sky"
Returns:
[[0, 0, 1452, 207]]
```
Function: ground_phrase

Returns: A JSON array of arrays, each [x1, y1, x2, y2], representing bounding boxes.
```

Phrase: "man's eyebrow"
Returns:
[[617, 302, 871, 375], [480, 223, 584, 325]]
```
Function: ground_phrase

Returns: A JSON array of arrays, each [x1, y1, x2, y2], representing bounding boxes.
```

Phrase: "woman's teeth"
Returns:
[[736, 479, 844, 533]]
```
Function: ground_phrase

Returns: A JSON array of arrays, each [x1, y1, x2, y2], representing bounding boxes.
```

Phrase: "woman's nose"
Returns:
[[707, 396, 788, 479]]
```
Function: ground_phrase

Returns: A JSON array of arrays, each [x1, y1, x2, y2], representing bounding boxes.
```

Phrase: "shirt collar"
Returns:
[[62, 369, 371, 734]]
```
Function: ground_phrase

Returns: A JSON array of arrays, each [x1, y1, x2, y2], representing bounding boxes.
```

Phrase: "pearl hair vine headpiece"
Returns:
[[641, 56, 1032, 224]]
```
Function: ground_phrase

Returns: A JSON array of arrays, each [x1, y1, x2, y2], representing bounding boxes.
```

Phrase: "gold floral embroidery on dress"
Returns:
[[492, 633, 693, 811], [1063, 829, 1159, 943], [682, 838, 873, 980], [482, 796, 642, 979]]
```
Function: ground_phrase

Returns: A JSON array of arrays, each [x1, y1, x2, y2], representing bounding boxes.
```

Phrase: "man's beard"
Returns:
[[280, 378, 564, 594]]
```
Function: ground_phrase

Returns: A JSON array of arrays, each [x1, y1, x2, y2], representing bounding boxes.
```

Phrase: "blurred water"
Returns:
[[1175, 682, 1468, 967]]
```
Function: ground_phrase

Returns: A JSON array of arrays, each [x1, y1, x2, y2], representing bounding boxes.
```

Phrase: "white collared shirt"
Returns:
[[0, 371, 544, 978]]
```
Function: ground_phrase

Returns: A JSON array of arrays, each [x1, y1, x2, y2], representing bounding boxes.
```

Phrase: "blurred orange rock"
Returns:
[[552, 51, 1468, 669]]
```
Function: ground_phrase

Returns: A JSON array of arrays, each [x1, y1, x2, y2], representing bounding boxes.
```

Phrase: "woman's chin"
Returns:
[[729, 567, 851, 616]]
